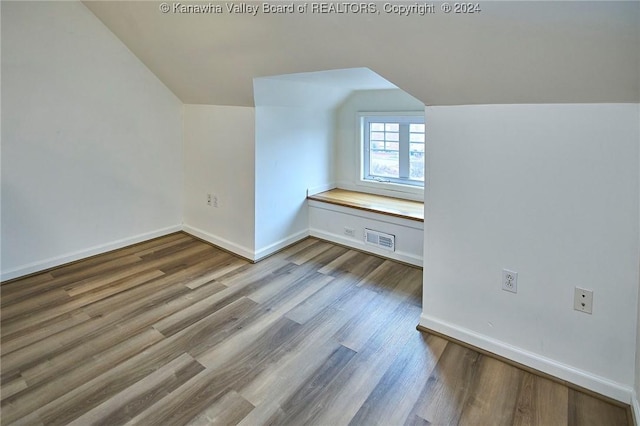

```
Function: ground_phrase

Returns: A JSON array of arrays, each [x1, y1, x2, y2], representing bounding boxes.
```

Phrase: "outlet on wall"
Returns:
[[207, 193, 212, 206], [574, 287, 593, 314], [502, 269, 518, 293], [344, 227, 355, 237]]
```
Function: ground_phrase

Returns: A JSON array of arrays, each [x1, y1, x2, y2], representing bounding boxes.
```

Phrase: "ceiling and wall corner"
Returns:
[[83, 0, 640, 106]]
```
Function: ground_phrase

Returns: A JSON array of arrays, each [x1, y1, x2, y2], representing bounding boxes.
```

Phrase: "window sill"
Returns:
[[354, 179, 424, 202], [307, 188, 424, 222]]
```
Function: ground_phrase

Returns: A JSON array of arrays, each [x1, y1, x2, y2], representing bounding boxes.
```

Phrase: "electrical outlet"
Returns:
[[213, 195, 218, 208], [207, 194, 212, 206], [344, 227, 355, 237], [502, 269, 517, 293], [574, 287, 593, 314]]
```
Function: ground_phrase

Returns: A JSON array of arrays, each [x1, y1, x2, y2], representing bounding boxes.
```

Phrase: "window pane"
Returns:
[[363, 115, 425, 186], [385, 142, 399, 151], [370, 151, 399, 178], [385, 132, 399, 141], [410, 152, 424, 181], [409, 133, 425, 142], [410, 143, 424, 153]]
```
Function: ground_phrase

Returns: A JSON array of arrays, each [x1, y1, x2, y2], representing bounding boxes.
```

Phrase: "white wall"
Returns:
[[635, 105, 640, 420], [182, 105, 255, 259], [253, 78, 340, 259], [335, 89, 425, 201], [421, 104, 640, 402], [635, 265, 640, 421], [1, 1, 183, 280]]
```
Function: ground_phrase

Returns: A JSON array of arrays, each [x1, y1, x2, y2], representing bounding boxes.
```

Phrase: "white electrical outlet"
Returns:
[[502, 269, 517, 293], [344, 227, 355, 237], [574, 287, 593, 314], [207, 194, 212, 206]]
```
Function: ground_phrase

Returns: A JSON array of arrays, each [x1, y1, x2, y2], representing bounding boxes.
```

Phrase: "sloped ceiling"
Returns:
[[83, 0, 640, 107]]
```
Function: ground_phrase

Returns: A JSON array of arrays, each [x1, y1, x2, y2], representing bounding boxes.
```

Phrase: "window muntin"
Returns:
[[362, 115, 425, 187]]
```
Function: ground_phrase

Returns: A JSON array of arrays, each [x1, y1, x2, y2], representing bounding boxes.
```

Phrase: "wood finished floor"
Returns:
[[0, 233, 631, 426]]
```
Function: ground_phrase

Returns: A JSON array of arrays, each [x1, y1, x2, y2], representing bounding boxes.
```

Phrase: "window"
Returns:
[[362, 114, 425, 187]]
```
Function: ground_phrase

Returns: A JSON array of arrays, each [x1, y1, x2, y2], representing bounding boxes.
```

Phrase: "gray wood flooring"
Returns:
[[0, 233, 631, 425]]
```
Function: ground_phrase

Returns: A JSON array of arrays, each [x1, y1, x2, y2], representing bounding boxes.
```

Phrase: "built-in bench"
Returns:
[[306, 188, 424, 266], [307, 189, 424, 222]]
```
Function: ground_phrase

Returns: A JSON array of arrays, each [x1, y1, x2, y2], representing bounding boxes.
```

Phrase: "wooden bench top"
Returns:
[[307, 189, 424, 222]]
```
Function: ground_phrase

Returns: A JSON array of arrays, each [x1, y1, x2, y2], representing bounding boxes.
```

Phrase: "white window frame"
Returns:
[[357, 112, 425, 198]]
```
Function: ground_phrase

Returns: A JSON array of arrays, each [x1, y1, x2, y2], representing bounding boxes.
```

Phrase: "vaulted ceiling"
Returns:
[[83, 0, 640, 107]]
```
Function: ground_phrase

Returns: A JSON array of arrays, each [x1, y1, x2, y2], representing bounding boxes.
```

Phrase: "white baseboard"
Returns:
[[310, 228, 423, 267], [632, 390, 639, 426], [254, 229, 309, 261], [182, 225, 255, 261], [1, 225, 182, 282], [419, 314, 633, 404]]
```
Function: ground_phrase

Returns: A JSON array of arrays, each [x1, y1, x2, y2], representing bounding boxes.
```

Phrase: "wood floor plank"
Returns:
[[568, 389, 630, 426], [0, 254, 145, 308], [286, 239, 337, 265], [0, 272, 54, 294], [152, 261, 312, 338], [335, 262, 422, 352], [408, 341, 481, 425], [80, 252, 230, 318], [185, 390, 255, 426], [62, 240, 213, 297], [195, 272, 334, 370], [284, 270, 360, 325], [65, 353, 205, 426], [317, 249, 360, 275], [513, 373, 569, 426], [348, 332, 448, 426], [458, 356, 525, 426], [319, 250, 386, 282], [127, 317, 303, 426], [1, 311, 91, 356], [236, 401, 286, 426], [132, 234, 194, 257], [0, 375, 28, 400], [1, 328, 165, 424], [275, 344, 359, 425], [240, 281, 379, 406], [138, 238, 204, 262], [0, 232, 184, 303], [307, 303, 426, 426], [44, 233, 186, 278], [29, 296, 258, 425], [19, 280, 221, 388], [1, 233, 631, 426], [0, 269, 164, 336], [0, 288, 71, 322], [185, 258, 248, 290], [1, 277, 222, 378]]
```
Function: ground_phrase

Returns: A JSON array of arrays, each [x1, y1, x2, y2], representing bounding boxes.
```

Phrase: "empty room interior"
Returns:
[[1, 0, 640, 424]]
